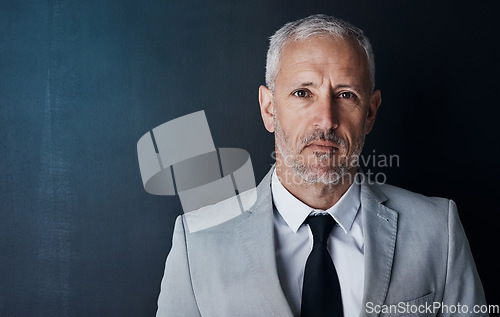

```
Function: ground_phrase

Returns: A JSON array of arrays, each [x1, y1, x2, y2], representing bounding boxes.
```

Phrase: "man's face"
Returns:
[[260, 36, 381, 184]]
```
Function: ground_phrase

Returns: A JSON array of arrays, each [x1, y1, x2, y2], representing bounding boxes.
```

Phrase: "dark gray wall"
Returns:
[[1, 0, 498, 316]]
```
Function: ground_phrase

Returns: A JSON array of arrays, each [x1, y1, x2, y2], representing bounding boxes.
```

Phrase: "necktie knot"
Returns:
[[306, 215, 335, 245]]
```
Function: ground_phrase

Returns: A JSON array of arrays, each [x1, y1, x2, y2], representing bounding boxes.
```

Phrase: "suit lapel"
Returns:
[[359, 182, 398, 317], [237, 168, 294, 316]]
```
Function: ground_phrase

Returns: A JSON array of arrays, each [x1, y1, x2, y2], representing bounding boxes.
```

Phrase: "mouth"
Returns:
[[304, 141, 338, 152]]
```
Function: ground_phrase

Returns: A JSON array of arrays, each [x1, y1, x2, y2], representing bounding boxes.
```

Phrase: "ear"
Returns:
[[365, 89, 381, 134], [259, 85, 275, 133]]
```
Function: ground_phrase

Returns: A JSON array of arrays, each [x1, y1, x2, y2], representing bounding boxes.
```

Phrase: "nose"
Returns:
[[313, 95, 339, 130]]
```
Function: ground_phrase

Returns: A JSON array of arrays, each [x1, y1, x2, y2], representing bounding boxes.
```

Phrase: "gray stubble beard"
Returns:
[[273, 111, 365, 185]]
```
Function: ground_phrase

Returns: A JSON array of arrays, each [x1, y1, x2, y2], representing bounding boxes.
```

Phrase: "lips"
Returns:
[[309, 140, 337, 147], [304, 141, 338, 152]]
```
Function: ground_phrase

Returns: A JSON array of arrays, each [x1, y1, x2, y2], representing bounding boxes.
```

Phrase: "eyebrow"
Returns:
[[296, 82, 314, 87]]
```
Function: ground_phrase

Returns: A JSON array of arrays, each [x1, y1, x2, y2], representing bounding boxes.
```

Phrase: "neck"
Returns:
[[275, 157, 355, 210]]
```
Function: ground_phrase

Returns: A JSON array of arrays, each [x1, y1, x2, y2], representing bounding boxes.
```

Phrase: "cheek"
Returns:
[[276, 110, 306, 138], [279, 122, 301, 145], [340, 116, 367, 145]]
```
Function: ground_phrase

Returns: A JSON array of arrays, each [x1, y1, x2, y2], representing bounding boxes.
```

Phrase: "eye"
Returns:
[[292, 89, 311, 98], [338, 91, 356, 99]]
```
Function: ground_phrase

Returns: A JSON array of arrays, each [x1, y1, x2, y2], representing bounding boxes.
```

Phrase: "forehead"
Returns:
[[277, 36, 369, 87]]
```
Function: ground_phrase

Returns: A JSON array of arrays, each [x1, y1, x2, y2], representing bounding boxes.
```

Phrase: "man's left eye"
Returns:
[[338, 92, 355, 99]]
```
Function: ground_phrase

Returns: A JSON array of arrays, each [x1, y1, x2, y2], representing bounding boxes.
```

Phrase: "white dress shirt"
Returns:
[[271, 169, 364, 317]]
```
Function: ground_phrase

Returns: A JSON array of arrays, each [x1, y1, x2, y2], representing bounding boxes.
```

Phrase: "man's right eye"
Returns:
[[293, 90, 310, 98]]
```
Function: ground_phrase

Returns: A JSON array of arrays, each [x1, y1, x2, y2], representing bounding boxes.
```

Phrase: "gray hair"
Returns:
[[265, 14, 375, 92]]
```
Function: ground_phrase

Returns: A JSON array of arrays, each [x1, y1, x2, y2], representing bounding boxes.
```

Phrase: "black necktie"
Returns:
[[301, 215, 343, 317]]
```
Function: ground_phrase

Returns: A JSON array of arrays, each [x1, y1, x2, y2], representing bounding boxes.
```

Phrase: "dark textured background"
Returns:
[[1, 0, 499, 316]]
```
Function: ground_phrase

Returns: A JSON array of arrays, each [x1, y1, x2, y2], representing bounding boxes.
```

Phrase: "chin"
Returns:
[[295, 164, 347, 185]]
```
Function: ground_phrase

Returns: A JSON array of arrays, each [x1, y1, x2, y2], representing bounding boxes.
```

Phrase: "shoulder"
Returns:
[[177, 189, 252, 233], [378, 183, 450, 208], [178, 167, 274, 233], [365, 183, 457, 258], [364, 182, 455, 222]]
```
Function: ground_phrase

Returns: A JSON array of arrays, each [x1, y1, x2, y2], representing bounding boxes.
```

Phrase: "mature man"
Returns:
[[156, 14, 487, 316]]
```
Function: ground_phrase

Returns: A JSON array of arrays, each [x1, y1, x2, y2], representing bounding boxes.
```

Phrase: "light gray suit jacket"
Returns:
[[156, 167, 488, 316]]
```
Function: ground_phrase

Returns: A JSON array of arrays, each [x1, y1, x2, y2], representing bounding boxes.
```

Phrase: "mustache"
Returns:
[[301, 129, 347, 150]]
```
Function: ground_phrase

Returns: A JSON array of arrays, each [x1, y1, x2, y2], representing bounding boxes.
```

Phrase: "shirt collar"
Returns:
[[271, 169, 360, 234]]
